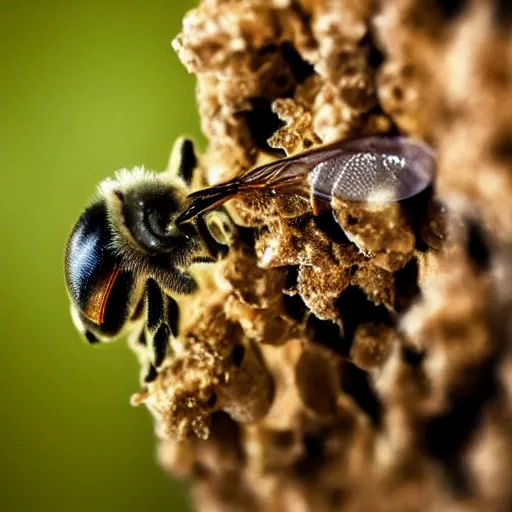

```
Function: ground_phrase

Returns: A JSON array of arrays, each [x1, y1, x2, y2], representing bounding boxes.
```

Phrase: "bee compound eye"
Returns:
[[121, 186, 183, 253], [146, 206, 173, 239]]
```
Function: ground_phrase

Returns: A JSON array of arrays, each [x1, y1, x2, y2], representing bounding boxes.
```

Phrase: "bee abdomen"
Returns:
[[65, 201, 134, 336], [65, 202, 114, 310]]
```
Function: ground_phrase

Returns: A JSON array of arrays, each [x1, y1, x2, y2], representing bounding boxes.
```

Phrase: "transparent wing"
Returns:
[[176, 136, 435, 224], [310, 137, 436, 203]]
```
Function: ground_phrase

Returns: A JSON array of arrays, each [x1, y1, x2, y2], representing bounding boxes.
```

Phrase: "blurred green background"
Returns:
[[0, 1, 200, 510]]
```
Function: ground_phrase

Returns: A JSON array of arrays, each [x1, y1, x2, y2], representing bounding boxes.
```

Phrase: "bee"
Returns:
[[176, 136, 436, 225], [64, 138, 233, 379]]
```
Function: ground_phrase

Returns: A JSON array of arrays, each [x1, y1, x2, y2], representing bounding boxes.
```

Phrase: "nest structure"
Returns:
[[132, 1, 512, 510]]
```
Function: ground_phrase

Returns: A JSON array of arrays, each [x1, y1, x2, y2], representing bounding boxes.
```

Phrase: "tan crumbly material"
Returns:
[[132, 1, 512, 511]]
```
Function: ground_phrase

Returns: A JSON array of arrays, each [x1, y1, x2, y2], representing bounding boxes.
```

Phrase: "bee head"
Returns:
[[100, 167, 196, 257]]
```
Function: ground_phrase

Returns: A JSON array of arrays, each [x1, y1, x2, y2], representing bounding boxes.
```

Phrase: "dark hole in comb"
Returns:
[[210, 411, 245, 462], [284, 294, 308, 322], [255, 44, 277, 58], [283, 267, 308, 322], [295, 435, 325, 478], [337, 286, 393, 349], [235, 226, 257, 250], [493, 0, 512, 26], [399, 185, 434, 252], [236, 98, 286, 156], [340, 361, 382, 426], [343, 64, 358, 77], [231, 344, 246, 367], [285, 265, 299, 288], [237, 42, 314, 156], [492, 134, 512, 163], [275, 74, 290, 89], [280, 42, 315, 83], [401, 345, 425, 366], [272, 430, 295, 448], [466, 219, 491, 271], [436, 462, 472, 497], [346, 214, 358, 226], [394, 259, 421, 313], [359, 31, 385, 70], [434, 0, 468, 20], [307, 315, 347, 356], [358, 104, 401, 135], [207, 393, 217, 408], [314, 210, 351, 244], [193, 413, 245, 479], [192, 463, 209, 480], [391, 86, 404, 101], [330, 489, 344, 508], [424, 358, 499, 496]]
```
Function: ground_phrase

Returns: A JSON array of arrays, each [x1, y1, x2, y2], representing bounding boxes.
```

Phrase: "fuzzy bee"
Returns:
[[176, 136, 436, 224], [64, 139, 232, 379]]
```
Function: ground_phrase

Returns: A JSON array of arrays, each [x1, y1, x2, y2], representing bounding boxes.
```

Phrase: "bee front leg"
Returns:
[[130, 281, 181, 383], [195, 210, 235, 260], [144, 279, 176, 369], [166, 137, 196, 186]]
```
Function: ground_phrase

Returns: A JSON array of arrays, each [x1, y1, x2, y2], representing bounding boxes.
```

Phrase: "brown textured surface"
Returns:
[[134, 1, 512, 510]]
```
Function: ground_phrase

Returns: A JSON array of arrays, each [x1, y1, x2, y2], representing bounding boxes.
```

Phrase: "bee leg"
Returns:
[[195, 210, 235, 260], [127, 323, 159, 384], [70, 305, 102, 344], [205, 210, 235, 246], [167, 137, 197, 186], [144, 364, 158, 383], [166, 294, 180, 339], [145, 279, 174, 368], [171, 269, 199, 294], [137, 330, 160, 384]]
